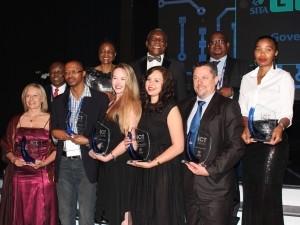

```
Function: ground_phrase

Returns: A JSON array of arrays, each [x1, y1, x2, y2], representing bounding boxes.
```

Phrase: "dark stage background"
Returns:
[[0, 0, 299, 184]]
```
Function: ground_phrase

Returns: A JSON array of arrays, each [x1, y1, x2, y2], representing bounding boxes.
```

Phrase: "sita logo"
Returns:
[[250, 0, 300, 14], [250, 0, 268, 14]]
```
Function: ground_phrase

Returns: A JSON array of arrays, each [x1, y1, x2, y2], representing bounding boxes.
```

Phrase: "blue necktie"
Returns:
[[187, 101, 206, 162]]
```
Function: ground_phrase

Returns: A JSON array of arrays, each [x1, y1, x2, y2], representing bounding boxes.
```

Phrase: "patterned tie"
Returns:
[[187, 101, 206, 159], [53, 88, 59, 97], [147, 55, 162, 62]]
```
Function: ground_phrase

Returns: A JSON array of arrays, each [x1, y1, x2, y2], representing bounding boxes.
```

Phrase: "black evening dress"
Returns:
[[241, 132, 289, 225], [94, 116, 135, 225], [131, 100, 185, 225]]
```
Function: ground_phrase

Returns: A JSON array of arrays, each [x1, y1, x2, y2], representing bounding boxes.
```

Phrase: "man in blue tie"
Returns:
[[179, 61, 245, 225]]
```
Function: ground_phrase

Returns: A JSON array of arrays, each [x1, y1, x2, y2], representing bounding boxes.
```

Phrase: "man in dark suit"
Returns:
[[43, 61, 68, 110], [130, 28, 187, 102], [180, 61, 244, 225], [208, 31, 251, 101], [51, 60, 109, 225], [208, 31, 252, 224]]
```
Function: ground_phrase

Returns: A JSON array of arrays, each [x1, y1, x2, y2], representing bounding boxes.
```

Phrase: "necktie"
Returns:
[[147, 55, 162, 62], [188, 100, 206, 150], [212, 60, 220, 66], [53, 88, 59, 97]]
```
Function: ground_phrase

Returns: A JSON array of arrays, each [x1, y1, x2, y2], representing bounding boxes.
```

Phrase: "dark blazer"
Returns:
[[44, 84, 69, 111], [179, 92, 244, 207], [50, 87, 109, 183], [222, 56, 252, 101], [130, 55, 188, 102]]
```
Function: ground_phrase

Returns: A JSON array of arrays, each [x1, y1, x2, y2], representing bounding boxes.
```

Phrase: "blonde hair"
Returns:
[[21, 83, 48, 112], [106, 63, 142, 133]]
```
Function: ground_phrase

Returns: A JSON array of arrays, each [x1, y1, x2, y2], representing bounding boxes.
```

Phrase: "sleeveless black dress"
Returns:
[[131, 100, 185, 225], [94, 116, 134, 225]]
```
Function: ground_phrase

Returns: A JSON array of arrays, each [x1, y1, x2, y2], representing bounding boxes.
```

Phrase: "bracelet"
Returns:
[[278, 122, 285, 131], [110, 152, 115, 160], [154, 158, 161, 165]]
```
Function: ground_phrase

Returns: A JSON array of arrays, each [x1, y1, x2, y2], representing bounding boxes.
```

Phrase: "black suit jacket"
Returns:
[[50, 87, 109, 183], [221, 56, 252, 101], [130, 55, 188, 102], [179, 93, 244, 202], [44, 84, 69, 111]]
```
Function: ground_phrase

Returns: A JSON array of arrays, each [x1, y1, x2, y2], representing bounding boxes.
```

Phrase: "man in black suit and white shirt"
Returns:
[[130, 28, 188, 102], [43, 61, 68, 111], [180, 61, 244, 225]]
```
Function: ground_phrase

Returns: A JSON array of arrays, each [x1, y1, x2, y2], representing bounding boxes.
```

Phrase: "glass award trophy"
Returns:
[[248, 105, 277, 142], [184, 130, 212, 164], [21, 136, 36, 163], [127, 128, 150, 161], [89, 122, 110, 155]]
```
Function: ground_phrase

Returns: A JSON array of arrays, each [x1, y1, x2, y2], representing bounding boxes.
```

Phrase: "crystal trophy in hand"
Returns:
[[127, 127, 150, 161], [184, 130, 212, 164], [89, 122, 110, 155], [21, 136, 36, 163], [248, 105, 277, 142]]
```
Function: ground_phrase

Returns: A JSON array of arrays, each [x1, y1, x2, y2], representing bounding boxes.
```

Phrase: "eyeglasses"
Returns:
[[209, 40, 226, 45], [64, 70, 84, 76]]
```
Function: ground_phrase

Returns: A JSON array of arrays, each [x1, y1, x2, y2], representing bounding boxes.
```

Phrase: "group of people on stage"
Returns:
[[0, 28, 294, 225]]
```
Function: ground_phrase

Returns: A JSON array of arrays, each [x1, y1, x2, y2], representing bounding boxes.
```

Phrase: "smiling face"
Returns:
[[207, 32, 230, 60], [64, 61, 85, 87], [98, 42, 116, 64], [146, 29, 168, 57], [254, 37, 278, 68], [145, 70, 164, 103], [25, 86, 43, 110], [193, 65, 218, 99], [49, 62, 65, 87], [111, 67, 126, 96]]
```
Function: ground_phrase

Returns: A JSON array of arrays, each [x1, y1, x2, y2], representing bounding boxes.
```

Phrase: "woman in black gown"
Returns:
[[127, 66, 186, 225], [89, 63, 142, 225]]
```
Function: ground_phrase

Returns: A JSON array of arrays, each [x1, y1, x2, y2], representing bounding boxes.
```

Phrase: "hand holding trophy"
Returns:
[[89, 122, 110, 155], [21, 136, 36, 163], [182, 130, 212, 164], [127, 127, 150, 162], [248, 104, 277, 142]]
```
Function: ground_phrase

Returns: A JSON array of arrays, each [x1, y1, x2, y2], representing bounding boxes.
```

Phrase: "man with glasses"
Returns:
[[44, 61, 68, 111], [51, 60, 109, 225], [207, 31, 251, 101], [207, 31, 252, 225]]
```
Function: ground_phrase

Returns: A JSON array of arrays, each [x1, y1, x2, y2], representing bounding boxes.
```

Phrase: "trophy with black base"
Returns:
[[248, 105, 277, 142]]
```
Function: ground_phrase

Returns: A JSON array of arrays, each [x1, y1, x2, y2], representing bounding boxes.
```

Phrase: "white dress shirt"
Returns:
[[187, 92, 215, 133], [238, 66, 294, 127], [147, 53, 164, 70]]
